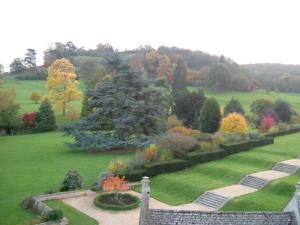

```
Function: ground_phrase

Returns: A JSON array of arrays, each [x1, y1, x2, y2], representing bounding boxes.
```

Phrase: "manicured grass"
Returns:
[[46, 200, 98, 225], [0, 132, 132, 225], [222, 171, 300, 211], [147, 133, 300, 206], [189, 87, 300, 113]]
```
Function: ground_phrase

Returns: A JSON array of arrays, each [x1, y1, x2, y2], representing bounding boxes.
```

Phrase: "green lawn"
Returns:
[[222, 171, 300, 211], [46, 200, 98, 225], [147, 133, 300, 206], [0, 132, 132, 225], [189, 87, 300, 113]]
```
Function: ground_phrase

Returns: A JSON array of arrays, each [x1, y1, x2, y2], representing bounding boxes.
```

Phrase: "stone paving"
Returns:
[[61, 157, 300, 225]]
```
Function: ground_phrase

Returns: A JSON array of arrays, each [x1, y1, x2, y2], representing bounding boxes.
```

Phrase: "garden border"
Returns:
[[124, 137, 275, 182], [264, 127, 300, 138]]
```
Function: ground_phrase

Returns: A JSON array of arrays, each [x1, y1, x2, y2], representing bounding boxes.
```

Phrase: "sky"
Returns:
[[1, 0, 300, 71]]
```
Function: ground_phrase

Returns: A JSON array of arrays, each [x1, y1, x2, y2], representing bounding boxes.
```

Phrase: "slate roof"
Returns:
[[144, 209, 297, 225]]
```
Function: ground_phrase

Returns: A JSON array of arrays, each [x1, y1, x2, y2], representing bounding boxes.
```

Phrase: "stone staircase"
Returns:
[[272, 162, 298, 174], [239, 175, 269, 190], [195, 191, 230, 210]]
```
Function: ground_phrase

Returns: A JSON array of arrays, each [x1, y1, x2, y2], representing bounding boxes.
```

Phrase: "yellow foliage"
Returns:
[[168, 126, 200, 137], [47, 58, 81, 116], [144, 145, 158, 161], [108, 160, 128, 175], [66, 107, 80, 121], [30, 91, 41, 104], [221, 113, 248, 134], [167, 115, 183, 128]]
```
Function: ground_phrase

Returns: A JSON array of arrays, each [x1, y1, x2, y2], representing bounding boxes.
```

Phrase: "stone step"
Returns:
[[272, 163, 298, 174], [195, 191, 229, 209], [239, 175, 268, 190]]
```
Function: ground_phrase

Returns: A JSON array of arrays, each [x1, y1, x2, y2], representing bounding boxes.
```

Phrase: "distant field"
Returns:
[[2, 76, 85, 123], [0, 132, 133, 225], [189, 87, 300, 113]]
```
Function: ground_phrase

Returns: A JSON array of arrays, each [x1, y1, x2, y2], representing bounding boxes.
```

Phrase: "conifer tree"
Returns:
[[35, 98, 56, 132], [223, 98, 245, 116], [198, 98, 221, 133]]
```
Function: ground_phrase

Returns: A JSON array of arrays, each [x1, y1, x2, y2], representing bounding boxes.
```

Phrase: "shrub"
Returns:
[[30, 91, 42, 104], [108, 160, 128, 175], [168, 126, 200, 137], [43, 209, 63, 222], [246, 131, 265, 140], [224, 98, 245, 116], [22, 112, 36, 127], [222, 133, 246, 145], [144, 145, 159, 161], [126, 151, 148, 171], [167, 115, 183, 129], [201, 142, 218, 151], [273, 99, 292, 122], [174, 91, 206, 127], [198, 98, 221, 133], [35, 98, 56, 132], [291, 114, 300, 124], [277, 122, 289, 131], [159, 149, 173, 161], [157, 133, 199, 157], [102, 175, 129, 193], [250, 99, 273, 115], [261, 115, 275, 132], [94, 193, 139, 211], [21, 196, 34, 210], [60, 170, 84, 192], [220, 113, 248, 134], [260, 109, 278, 123]]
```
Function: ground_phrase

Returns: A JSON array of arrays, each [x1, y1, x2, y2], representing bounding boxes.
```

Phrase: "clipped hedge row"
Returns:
[[265, 127, 300, 138], [124, 137, 275, 182], [220, 138, 274, 154], [185, 149, 228, 166]]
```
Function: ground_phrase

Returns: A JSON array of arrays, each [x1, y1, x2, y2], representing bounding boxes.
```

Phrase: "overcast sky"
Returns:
[[1, 0, 300, 71]]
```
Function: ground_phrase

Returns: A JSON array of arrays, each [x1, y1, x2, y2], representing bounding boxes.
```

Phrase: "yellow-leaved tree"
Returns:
[[47, 58, 81, 116], [220, 112, 248, 134]]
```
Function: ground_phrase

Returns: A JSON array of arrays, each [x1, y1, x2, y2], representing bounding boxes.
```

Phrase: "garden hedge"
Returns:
[[220, 138, 274, 154], [265, 127, 300, 138], [124, 169, 148, 182], [94, 193, 140, 211], [185, 149, 228, 166], [144, 159, 188, 177]]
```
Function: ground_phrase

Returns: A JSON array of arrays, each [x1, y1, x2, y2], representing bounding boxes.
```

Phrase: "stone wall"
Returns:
[[31, 190, 95, 225]]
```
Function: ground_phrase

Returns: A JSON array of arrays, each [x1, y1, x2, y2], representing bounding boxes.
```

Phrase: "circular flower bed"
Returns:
[[94, 193, 140, 211]]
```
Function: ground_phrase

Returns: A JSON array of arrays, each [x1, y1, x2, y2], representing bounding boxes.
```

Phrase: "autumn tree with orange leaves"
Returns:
[[102, 175, 129, 202], [47, 58, 81, 116]]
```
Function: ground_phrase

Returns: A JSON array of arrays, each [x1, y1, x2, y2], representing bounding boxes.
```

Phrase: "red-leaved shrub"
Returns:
[[22, 112, 36, 127], [261, 115, 275, 132]]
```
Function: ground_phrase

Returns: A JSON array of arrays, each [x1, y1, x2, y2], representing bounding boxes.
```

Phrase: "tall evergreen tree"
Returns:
[[24, 49, 37, 68], [198, 98, 221, 133], [35, 98, 56, 132], [223, 98, 245, 116], [64, 63, 168, 151], [80, 95, 92, 118], [171, 59, 188, 97]]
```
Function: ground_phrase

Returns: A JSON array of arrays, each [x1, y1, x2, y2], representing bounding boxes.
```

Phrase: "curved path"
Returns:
[[61, 155, 300, 225]]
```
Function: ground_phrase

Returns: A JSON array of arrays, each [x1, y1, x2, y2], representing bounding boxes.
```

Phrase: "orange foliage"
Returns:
[[102, 175, 129, 192], [144, 145, 158, 161], [168, 126, 200, 137]]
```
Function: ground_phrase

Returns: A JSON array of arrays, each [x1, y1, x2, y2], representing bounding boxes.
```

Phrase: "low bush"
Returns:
[[157, 133, 200, 158], [159, 149, 174, 161], [108, 160, 128, 176], [21, 196, 34, 210], [201, 142, 218, 151], [144, 145, 159, 161], [220, 113, 248, 134], [126, 151, 148, 171], [261, 115, 275, 132], [43, 209, 63, 222], [60, 170, 84, 192], [168, 126, 200, 137], [22, 112, 36, 128], [167, 115, 183, 129]]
